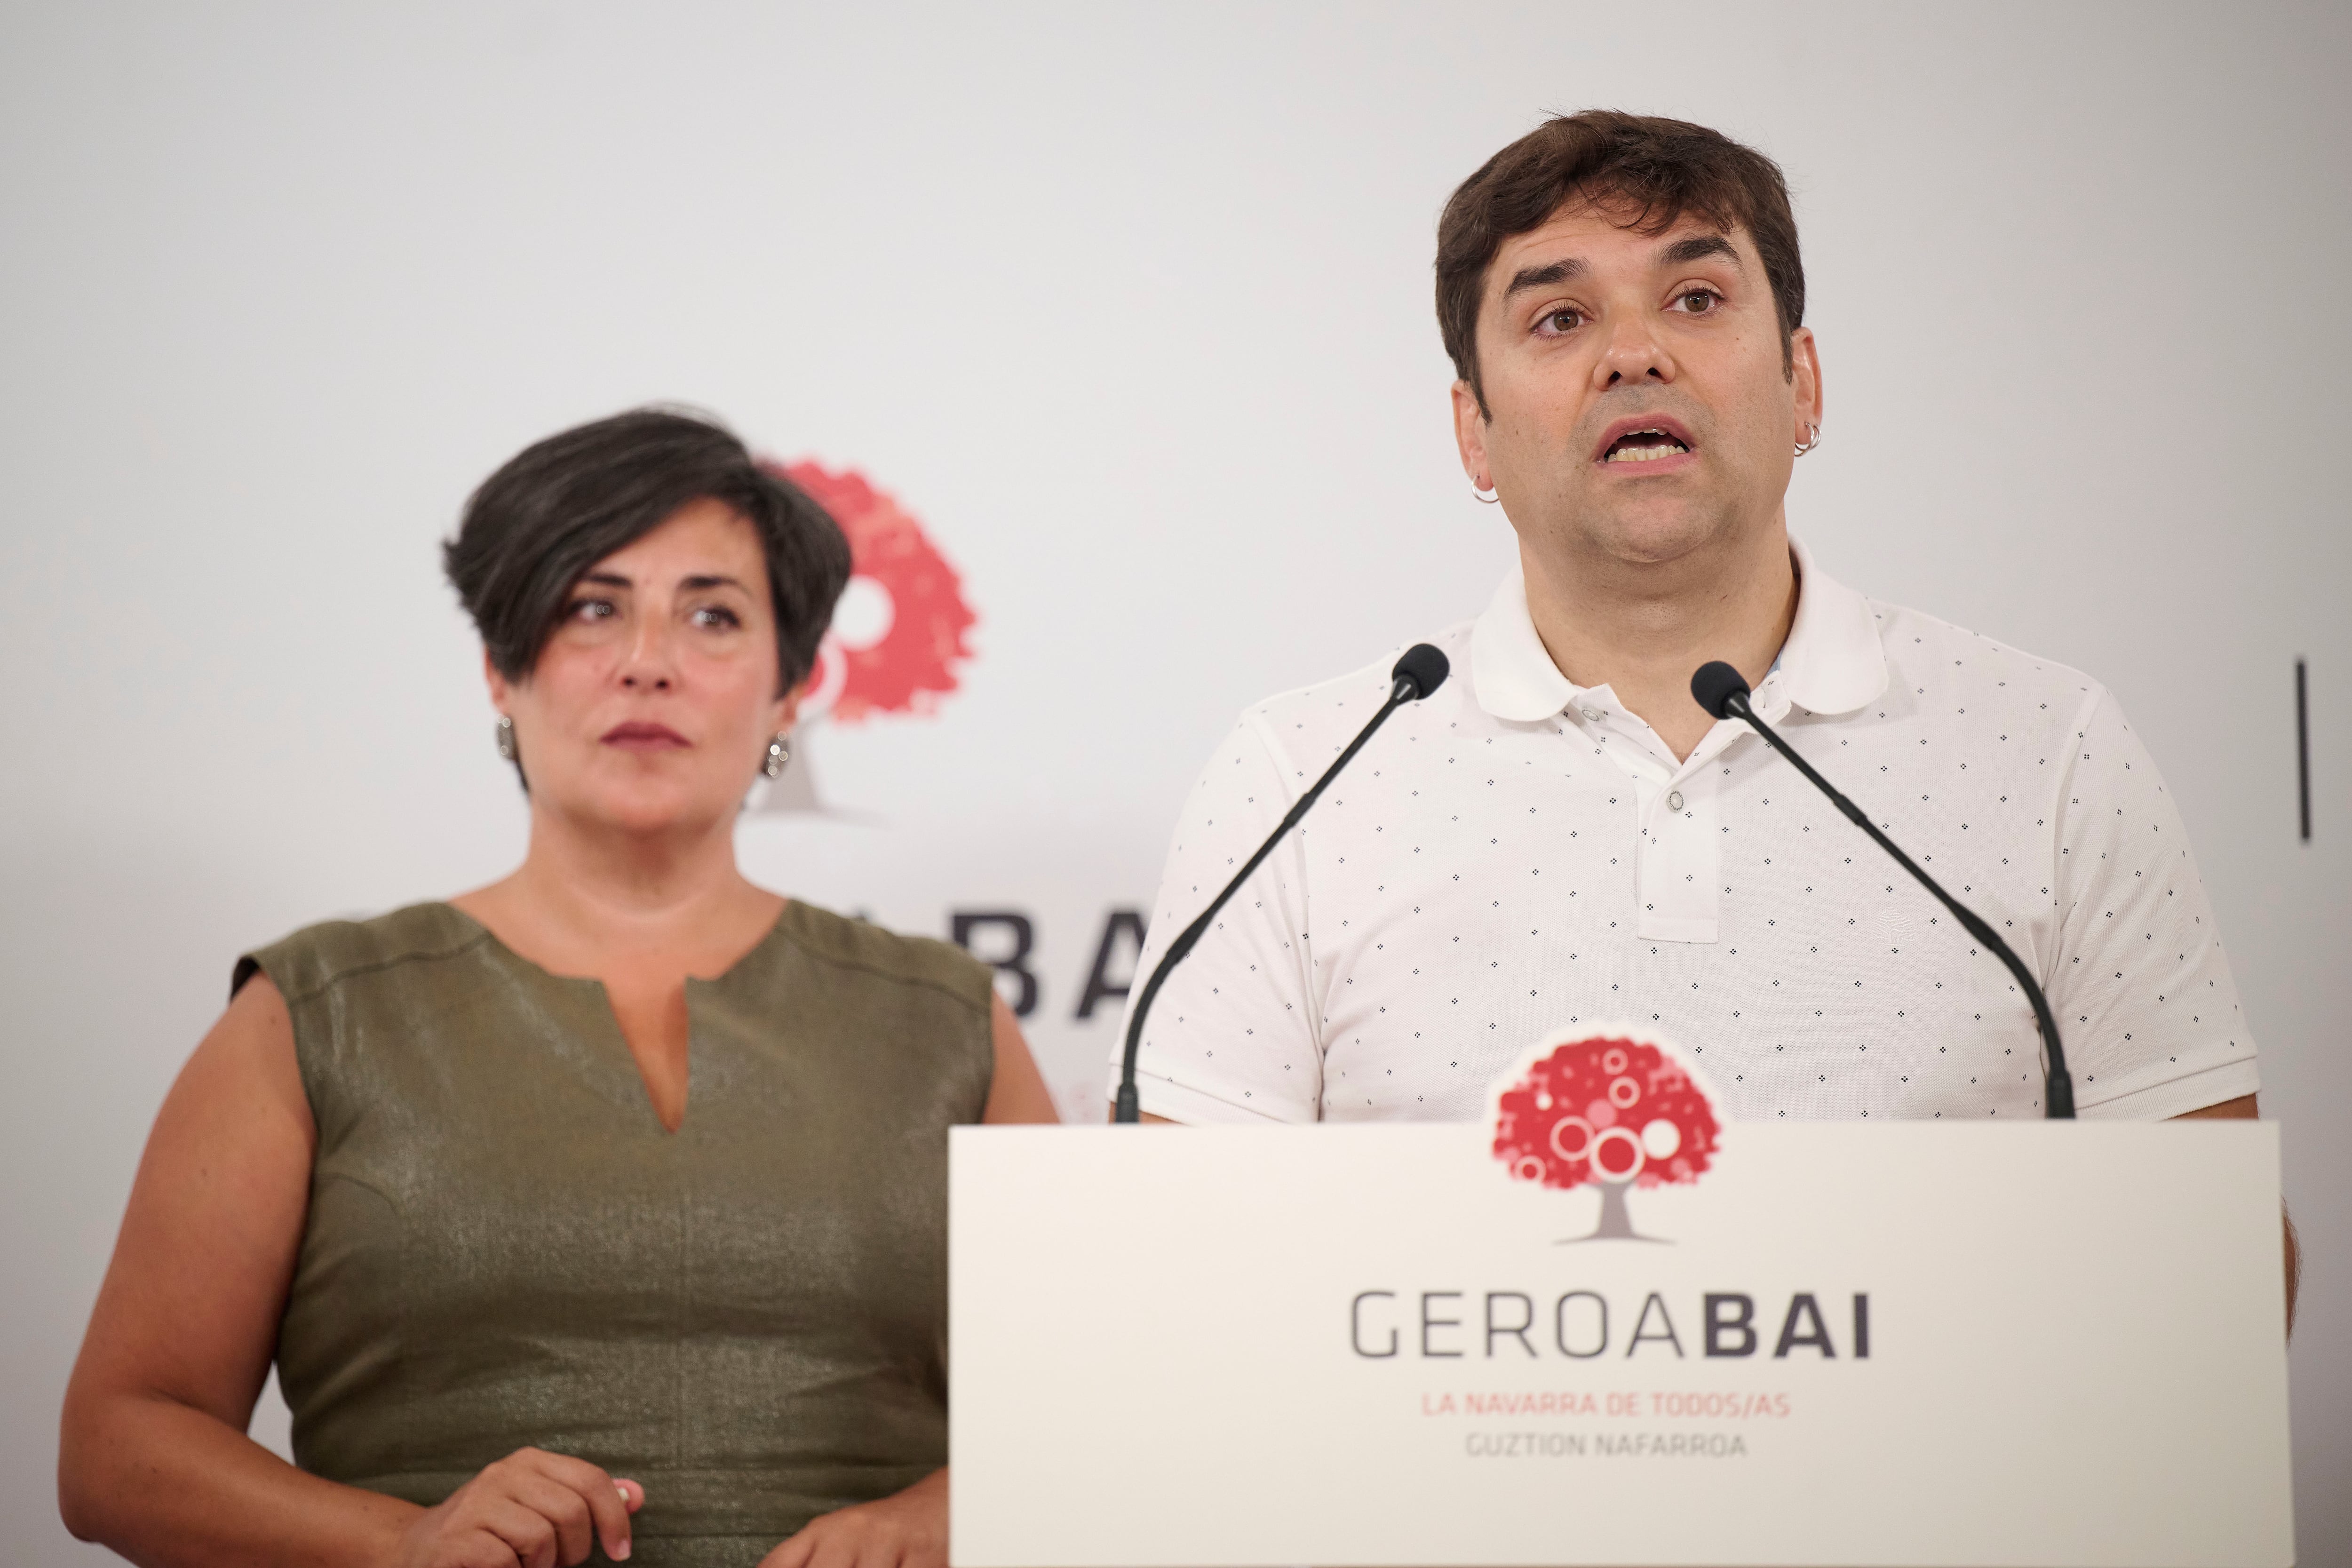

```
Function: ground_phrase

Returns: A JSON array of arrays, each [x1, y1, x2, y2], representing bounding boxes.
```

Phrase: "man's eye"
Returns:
[[1541, 308, 1584, 334], [1676, 289, 1721, 314]]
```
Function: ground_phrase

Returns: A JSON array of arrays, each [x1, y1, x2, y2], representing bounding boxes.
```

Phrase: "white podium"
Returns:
[[949, 1117, 2291, 1567]]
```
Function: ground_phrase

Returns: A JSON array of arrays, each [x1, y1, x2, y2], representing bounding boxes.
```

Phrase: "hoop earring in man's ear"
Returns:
[[1794, 422, 1822, 457], [1472, 477, 1501, 504]]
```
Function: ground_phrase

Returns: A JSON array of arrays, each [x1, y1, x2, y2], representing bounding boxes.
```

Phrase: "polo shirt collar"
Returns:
[[1772, 538, 1889, 716], [1469, 536, 1889, 723], [1469, 565, 1579, 721]]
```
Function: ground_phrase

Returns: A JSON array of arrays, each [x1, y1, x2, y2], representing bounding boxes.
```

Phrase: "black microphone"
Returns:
[[1689, 661, 2074, 1117], [1113, 644, 1451, 1123]]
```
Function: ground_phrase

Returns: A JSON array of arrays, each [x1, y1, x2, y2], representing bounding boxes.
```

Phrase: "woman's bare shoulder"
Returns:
[[175, 971, 313, 1154]]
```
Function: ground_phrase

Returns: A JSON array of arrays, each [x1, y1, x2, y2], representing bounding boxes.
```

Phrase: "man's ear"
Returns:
[[1788, 325, 1823, 426], [1451, 380, 1492, 486]]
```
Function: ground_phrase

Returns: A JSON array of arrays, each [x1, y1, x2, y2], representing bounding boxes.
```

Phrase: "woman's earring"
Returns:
[[1794, 422, 1822, 457], [763, 734, 791, 780], [1472, 477, 1501, 504], [494, 715, 517, 761]]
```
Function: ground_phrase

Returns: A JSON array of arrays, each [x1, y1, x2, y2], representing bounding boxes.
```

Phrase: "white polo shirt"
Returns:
[[1112, 542, 2257, 1124]]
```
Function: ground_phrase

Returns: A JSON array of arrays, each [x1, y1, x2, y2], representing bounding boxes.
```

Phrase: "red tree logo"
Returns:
[[764, 459, 976, 724], [1492, 1031, 1722, 1242], [748, 460, 977, 815]]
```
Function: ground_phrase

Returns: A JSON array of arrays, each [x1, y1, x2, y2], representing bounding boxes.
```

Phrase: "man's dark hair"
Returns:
[[1437, 111, 1805, 415], [444, 407, 851, 695]]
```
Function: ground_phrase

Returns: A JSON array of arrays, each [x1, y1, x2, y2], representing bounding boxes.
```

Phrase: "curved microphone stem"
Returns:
[[1721, 690, 2077, 1119], [1113, 673, 1422, 1123]]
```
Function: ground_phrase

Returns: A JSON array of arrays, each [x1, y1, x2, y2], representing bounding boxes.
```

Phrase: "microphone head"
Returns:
[[1391, 644, 1450, 701], [1690, 660, 1751, 719]]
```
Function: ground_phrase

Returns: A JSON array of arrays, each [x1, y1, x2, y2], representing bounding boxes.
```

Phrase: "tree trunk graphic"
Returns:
[[1562, 1176, 1667, 1244], [748, 724, 825, 815]]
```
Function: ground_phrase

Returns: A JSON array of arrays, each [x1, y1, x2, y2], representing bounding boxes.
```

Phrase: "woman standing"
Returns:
[[60, 409, 1057, 1568]]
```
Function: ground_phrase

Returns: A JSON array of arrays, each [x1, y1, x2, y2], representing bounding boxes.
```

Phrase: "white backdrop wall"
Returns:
[[3, 2, 2346, 1561]]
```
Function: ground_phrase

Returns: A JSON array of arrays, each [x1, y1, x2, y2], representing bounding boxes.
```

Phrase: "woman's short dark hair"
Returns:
[[1437, 111, 1806, 415], [444, 407, 851, 694]]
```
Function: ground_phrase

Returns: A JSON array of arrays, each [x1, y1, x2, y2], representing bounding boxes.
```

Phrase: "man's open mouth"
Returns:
[[1603, 429, 1692, 463]]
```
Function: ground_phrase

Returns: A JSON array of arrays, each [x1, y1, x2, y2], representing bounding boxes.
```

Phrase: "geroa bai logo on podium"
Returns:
[[1490, 1027, 1723, 1243], [1348, 1035, 1868, 1368]]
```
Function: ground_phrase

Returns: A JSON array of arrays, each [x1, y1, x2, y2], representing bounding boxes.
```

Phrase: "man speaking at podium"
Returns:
[[1112, 112, 2268, 1145]]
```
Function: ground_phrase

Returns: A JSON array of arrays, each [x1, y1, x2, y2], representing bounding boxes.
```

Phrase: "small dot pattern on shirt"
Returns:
[[1113, 597, 2256, 1127]]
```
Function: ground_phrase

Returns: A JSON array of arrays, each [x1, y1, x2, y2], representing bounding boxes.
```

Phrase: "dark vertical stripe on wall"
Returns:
[[2297, 659, 2311, 843]]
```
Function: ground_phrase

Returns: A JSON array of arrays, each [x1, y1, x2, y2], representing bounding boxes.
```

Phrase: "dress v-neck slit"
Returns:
[[432, 900, 792, 1138]]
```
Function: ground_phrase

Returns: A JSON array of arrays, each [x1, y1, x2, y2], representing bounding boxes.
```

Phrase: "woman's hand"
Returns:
[[760, 1467, 946, 1568], [391, 1449, 643, 1568]]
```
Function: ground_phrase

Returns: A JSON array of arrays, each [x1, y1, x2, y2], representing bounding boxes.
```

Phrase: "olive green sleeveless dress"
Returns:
[[236, 900, 994, 1567]]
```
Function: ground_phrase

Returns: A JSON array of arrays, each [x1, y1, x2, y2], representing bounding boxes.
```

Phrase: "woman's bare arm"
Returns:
[[980, 994, 1059, 1125], [60, 976, 641, 1568], [57, 973, 425, 1564]]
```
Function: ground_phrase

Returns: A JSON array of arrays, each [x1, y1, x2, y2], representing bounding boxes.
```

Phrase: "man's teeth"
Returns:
[[1605, 439, 1689, 462]]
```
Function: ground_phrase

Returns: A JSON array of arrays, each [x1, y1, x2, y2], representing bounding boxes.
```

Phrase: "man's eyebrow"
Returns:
[[1659, 234, 1743, 270], [1502, 257, 1588, 298]]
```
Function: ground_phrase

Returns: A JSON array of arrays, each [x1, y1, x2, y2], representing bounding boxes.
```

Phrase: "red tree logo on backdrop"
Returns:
[[750, 460, 976, 812], [1492, 1030, 1723, 1242]]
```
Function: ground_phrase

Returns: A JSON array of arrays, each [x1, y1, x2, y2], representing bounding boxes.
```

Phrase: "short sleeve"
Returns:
[[2046, 689, 2259, 1118], [1108, 713, 1323, 1124]]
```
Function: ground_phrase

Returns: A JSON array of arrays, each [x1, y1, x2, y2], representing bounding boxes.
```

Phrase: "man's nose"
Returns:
[[1590, 310, 1677, 389]]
